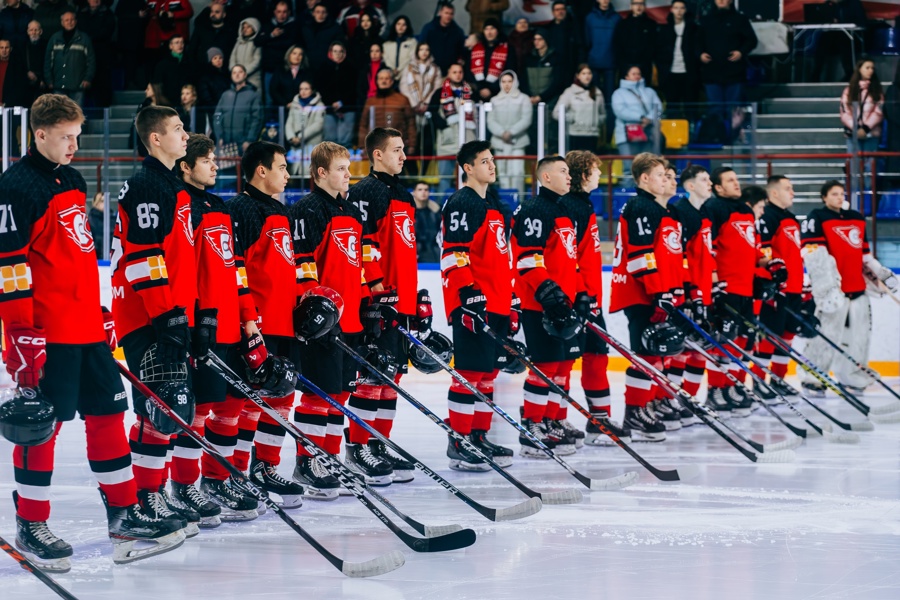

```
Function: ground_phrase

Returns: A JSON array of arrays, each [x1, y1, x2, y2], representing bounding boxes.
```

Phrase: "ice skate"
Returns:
[[555, 418, 586, 448], [585, 411, 632, 446], [543, 418, 576, 455], [519, 416, 556, 458], [102, 490, 186, 565], [622, 405, 666, 442], [724, 385, 753, 417], [170, 482, 222, 528], [447, 434, 492, 471], [157, 486, 200, 538], [471, 429, 513, 467], [15, 515, 73, 573], [706, 386, 733, 417], [801, 382, 826, 398], [344, 430, 394, 486], [250, 450, 305, 508], [652, 399, 683, 431], [292, 455, 340, 500], [199, 477, 259, 522], [368, 438, 415, 483]]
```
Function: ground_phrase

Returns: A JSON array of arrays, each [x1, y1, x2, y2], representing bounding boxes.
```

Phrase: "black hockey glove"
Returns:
[[573, 292, 598, 320], [458, 286, 487, 334], [414, 289, 433, 338], [535, 279, 577, 325], [152, 307, 191, 370], [711, 281, 728, 305], [192, 307, 218, 359], [767, 258, 788, 288], [360, 289, 399, 340]]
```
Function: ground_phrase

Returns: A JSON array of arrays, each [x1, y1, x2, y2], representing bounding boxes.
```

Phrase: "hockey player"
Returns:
[[176, 134, 259, 522], [608, 153, 685, 442], [289, 141, 366, 499], [0, 95, 184, 571], [560, 151, 630, 445], [799, 180, 898, 394], [440, 140, 515, 471], [345, 127, 421, 484], [227, 142, 305, 506], [510, 155, 584, 458]]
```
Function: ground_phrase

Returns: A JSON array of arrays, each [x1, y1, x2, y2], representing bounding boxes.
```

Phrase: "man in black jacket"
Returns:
[[656, 0, 699, 118], [612, 0, 656, 87], [317, 40, 358, 147], [23, 19, 46, 104], [697, 0, 757, 123], [543, 1, 583, 83], [300, 2, 344, 73], [188, 1, 235, 69], [254, 0, 299, 102], [78, 0, 115, 107]]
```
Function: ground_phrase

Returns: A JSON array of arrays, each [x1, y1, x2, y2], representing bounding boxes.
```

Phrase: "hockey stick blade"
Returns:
[[589, 471, 640, 491], [753, 449, 796, 464], [763, 437, 804, 452], [0, 535, 79, 600], [868, 402, 900, 415], [341, 550, 406, 578], [538, 489, 584, 505], [824, 430, 861, 444], [401, 527, 477, 553], [870, 411, 900, 424], [492, 496, 543, 521], [422, 524, 465, 538]]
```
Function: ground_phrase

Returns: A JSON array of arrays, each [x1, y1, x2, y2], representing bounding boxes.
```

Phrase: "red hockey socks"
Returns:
[[771, 333, 794, 379], [523, 362, 556, 421], [233, 400, 262, 472], [549, 360, 575, 421], [129, 416, 172, 491], [625, 364, 655, 408], [86, 413, 138, 508], [294, 392, 328, 457], [347, 383, 381, 445], [447, 369, 485, 435], [374, 373, 401, 438], [325, 391, 350, 455], [254, 392, 294, 465], [582, 353, 611, 416], [13, 422, 62, 521], [472, 373, 497, 431], [202, 395, 244, 481], [170, 403, 212, 485], [681, 354, 706, 397]]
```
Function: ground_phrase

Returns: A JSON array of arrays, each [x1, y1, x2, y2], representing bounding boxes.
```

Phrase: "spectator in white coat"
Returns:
[[554, 63, 606, 152], [487, 70, 531, 193], [230, 17, 262, 90], [398, 41, 442, 130], [611, 65, 662, 185], [286, 79, 325, 178]]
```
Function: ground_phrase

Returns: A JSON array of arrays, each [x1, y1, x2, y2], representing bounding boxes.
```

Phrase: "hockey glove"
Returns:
[[414, 289, 433, 338], [535, 279, 578, 329], [101, 306, 117, 351], [4, 325, 46, 388], [650, 292, 675, 323], [767, 258, 788, 288], [509, 294, 522, 335], [360, 289, 399, 340], [152, 307, 191, 370], [458, 286, 487, 334], [573, 292, 598, 320], [241, 330, 269, 376], [192, 307, 218, 359], [711, 281, 727, 303]]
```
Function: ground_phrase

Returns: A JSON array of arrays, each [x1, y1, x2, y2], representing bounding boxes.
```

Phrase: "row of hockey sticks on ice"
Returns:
[[580, 320, 796, 464], [200, 352, 477, 552], [475, 318, 698, 483], [117, 364, 405, 578], [673, 310, 807, 441], [395, 324, 641, 491], [334, 338, 584, 505], [785, 305, 900, 410], [721, 340, 861, 443], [0, 535, 79, 600], [285, 353, 544, 522]]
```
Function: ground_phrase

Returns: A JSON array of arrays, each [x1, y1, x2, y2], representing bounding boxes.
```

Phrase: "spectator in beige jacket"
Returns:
[[554, 63, 607, 151]]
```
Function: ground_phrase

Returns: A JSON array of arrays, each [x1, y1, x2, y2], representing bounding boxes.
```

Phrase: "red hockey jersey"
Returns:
[[289, 188, 365, 334], [559, 191, 604, 302], [348, 171, 418, 315], [801, 207, 870, 295], [668, 196, 715, 304], [758, 203, 803, 295], [111, 157, 198, 339], [0, 149, 105, 344], [440, 187, 513, 319], [701, 194, 762, 298], [609, 190, 684, 313]]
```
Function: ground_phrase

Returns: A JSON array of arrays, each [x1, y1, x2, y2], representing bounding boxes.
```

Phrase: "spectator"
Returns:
[[507, 16, 533, 69], [554, 63, 606, 151], [214, 63, 264, 155], [657, 0, 700, 118], [418, 1, 465, 76], [885, 62, 900, 190], [611, 65, 661, 185], [358, 67, 416, 151], [466, 17, 513, 101], [811, 0, 866, 82], [144, 0, 193, 65], [178, 83, 198, 131], [198, 47, 230, 132], [153, 34, 193, 109], [413, 181, 441, 263], [0, 38, 29, 107], [300, 2, 343, 73], [285, 79, 324, 178], [298, 0, 320, 26], [545, 1, 583, 83], [697, 0, 757, 119], [357, 41, 386, 101], [78, 0, 114, 107], [114, 0, 148, 90], [348, 11, 382, 68], [34, 0, 69, 40], [230, 17, 262, 90], [840, 58, 884, 156], [0, 0, 34, 48], [338, 0, 386, 38], [88, 192, 114, 259], [612, 0, 656, 87], [585, 0, 619, 134], [519, 29, 566, 107], [486, 70, 531, 193], [23, 20, 47, 104], [399, 41, 442, 130], [383, 15, 415, 80], [188, 1, 235, 68], [225, 0, 266, 30], [254, 0, 299, 98], [317, 40, 358, 147], [465, 0, 510, 35], [427, 63, 475, 194], [269, 44, 312, 109], [43, 10, 95, 105]]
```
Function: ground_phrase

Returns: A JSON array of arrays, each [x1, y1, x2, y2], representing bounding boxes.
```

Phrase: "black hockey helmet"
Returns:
[[542, 311, 582, 341], [358, 344, 398, 385], [753, 277, 778, 302], [0, 387, 56, 446], [709, 310, 739, 343], [409, 331, 453, 375], [145, 381, 195, 436], [641, 322, 685, 357], [294, 286, 344, 342], [495, 339, 527, 374], [248, 355, 297, 398]]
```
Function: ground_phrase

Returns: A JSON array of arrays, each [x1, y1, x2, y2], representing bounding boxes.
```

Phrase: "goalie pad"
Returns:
[[862, 254, 899, 297], [803, 246, 846, 314]]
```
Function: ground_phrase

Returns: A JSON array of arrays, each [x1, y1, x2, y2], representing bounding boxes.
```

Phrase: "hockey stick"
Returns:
[[396, 324, 640, 490], [723, 340, 862, 442], [784, 305, 900, 411], [117, 364, 405, 577], [0, 535, 79, 600], [334, 339, 584, 504], [878, 279, 900, 306], [476, 319, 697, 482], [201, 352, 476, 551], [581, 320, 796, 463], [289, 366, 543, 522], [673, 310, 807, 440]]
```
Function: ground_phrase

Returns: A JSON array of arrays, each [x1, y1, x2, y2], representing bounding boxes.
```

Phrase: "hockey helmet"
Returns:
[[294, 286, 344, 342], [248, 355, 297, 398], [541, 310, 583, 341], [753, 277, 778, 302], [139, 343, 188, 383], [409, 331, 453, 375], [709, 310, 739, 343], [0, 387, 57, 446], [145, 381, 195, 436], [641, 322, 685, 357], [495, 339, 527, 374], [358, 344, 398, 385]]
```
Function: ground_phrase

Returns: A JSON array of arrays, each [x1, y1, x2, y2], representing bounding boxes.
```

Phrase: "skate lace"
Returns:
[[639, 406, 659, 425], [148, 491, 178, 518], [310, 456, 332, 479], [28, 521, 63, 546], [263, 463, 295, 487], [183, 484, 209, 508], [356, 445, 383, 468], [131, 503, 160, 523]]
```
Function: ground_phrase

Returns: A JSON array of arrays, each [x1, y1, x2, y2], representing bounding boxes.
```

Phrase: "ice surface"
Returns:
[[3, 372, 900, 599]]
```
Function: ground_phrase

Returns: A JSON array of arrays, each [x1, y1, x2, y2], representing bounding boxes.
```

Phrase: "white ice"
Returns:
[[3, 371, 900, 600]]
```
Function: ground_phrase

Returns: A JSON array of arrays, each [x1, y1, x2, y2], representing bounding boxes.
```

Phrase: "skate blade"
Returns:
[[301, 487, 339, 501], [663, 421, 683, 431], [16, 548, 71, 573], [198, 515, 222, 529], [111, 530, 186, 565], [518, 446, 552, 459], [448, 459, 492, 472], [573, 439, 585, 449], [584, 433, 633, 446], [218, 508, 258, 522], [631, 432, 666, 443], [184, 522, 200, 538], [390, 470, 415, 483], [552, 444, 577, 456], [271, 493, 304, 509], [487, 456, 513, 468]]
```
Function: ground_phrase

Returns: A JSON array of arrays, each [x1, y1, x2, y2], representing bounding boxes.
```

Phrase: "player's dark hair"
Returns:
[[457, 139, 492, 182], [241, 141, 287, 183], [820, 179, 844, 199], [767, 174, 789, 187], [680, 163, 707, 186], [180, 133, 215, 172], [536, 155, 566, 181], [414, 180, 430, 189], [30, 93, 84, 131], [365, 127, 403, 161], [565, 150, 601, 193], [710, 166, 735, 188], [740, 185, 768, 208], [135, 105, 179, 149], [631, 152, 665, 181]]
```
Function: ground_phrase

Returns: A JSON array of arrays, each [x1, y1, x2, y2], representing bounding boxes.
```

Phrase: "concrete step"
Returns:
[[78, 134, 131, 150], [84, 118, 133, 135], [754, 128, 847, 147], [758, 83, 848, 98], [756, 114, 840, 128], [760, 98, 838, 115], [112, 90, 147, 106], [753, 143, 847, 154], [108, 105, 139, 120]]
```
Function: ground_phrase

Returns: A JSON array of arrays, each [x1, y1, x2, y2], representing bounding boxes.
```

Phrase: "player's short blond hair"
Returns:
[[631, 152, 666, 181], [30, 94, 84, 131], [310, 141, 350, 182]]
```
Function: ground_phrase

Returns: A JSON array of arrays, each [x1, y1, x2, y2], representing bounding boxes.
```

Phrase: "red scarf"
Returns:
[[440, 79, 474, 122], [470, 42, 508, 83], [366, 61, 381, 98]]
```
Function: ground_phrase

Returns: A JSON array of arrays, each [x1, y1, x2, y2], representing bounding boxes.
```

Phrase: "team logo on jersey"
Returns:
[[833, 224, 863, 249], [731, 221, 756, 247], [487, 220, 509, 254], [661, 225, 682, 254], [783, 224, 801, 248], [392, 211, 416, 248], [331, 228, 360, 266], [266, 227, 295, 265], [700, 226, 713, 255], [202, 225, 235, 267], [557, 226, 577, 259], [590, 223, 601, 254], [57, 204, 94, 252], [177, 204, 195, 246]]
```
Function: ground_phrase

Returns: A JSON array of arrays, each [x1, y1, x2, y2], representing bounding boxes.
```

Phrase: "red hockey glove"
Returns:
[[241, 331, 269, 373], [414, 289, 433, 337], [5, 325, 47, 388], [101, 306, 117, 351], [767, 258, 788, 289], [458, 286, 487, 334], [651, 292, 675, 323], [711, 281, 728, 305], [509, 294, 521, 335]]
